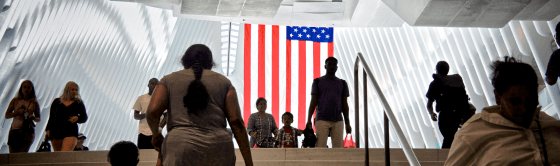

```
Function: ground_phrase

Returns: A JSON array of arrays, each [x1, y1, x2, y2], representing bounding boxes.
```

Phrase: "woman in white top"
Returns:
[[445, 57, 560, 166], [5, 80, 41, 153]]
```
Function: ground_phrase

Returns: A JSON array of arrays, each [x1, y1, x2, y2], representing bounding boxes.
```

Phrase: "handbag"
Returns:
[[37, 140, 52, 152], [343, 134, 355, 148]]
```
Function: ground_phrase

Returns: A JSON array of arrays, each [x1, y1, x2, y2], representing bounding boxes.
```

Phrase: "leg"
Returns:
[[61, 137, 77, 151], [19, 133, 35, 153], [51, 139, 63, 151], [156, 152, 163, 166], [330, 121, 345, 148], [438, 111, 459, 148], [315, 120, 330, 148]]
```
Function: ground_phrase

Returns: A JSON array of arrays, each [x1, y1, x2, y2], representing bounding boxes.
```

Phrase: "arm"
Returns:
[[224, 89, 253, 166], [427, 99, 438, 121], [46, 99, 58, 137], [342, 97, 351, 133], [271, 115, 278, 135], [444, 137, 475, 166], [246, 114, 256, 136], [4, 99, 19, 119], [147, 85, 168, 138], [306, 94, 318, 128], [133, 110, 145, 120], [76, 102, 88, 123], [30, 101, 41, 122]]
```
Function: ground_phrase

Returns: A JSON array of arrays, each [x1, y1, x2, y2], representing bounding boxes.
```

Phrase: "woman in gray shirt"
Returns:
[[146, 44, 253, 166]]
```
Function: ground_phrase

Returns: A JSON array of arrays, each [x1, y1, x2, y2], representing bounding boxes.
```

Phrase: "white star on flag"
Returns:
[[317, 35, 321, 39], [312, 29, 316, 33], [321, 29, 325, 33], [298, 34, 302, 38], [303, 29, 307, 33], [306, 34, 310, 38], [326, 35, 330, 38], [294, 28, 298, 33], [290, 33, 293, 37]]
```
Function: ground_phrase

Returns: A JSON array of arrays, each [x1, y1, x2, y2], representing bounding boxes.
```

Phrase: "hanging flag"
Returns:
[[243, 24, 334, 130]]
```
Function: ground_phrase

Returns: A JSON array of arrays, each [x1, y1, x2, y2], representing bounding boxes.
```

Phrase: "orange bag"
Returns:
[[343, 134, 355, 148]]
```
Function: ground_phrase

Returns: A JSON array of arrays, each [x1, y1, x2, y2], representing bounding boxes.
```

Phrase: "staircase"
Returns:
[[0, 148, 448, 166]]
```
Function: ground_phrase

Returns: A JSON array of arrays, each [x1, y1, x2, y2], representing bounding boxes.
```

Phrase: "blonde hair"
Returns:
[[60, 81, 82, 102]]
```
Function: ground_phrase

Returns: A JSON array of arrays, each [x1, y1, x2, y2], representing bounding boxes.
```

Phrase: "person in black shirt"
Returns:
[[74, 133, 89, 151], [545, 22, 560, 85], [46, 81, 88, 151], [426, 61, 469, 148]]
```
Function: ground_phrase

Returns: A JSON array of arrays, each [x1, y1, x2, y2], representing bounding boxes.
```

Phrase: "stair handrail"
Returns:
[[355, 52, 421, 166]]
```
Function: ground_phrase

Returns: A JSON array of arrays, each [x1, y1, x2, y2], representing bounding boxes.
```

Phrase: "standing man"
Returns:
[[426, 61, 469, 148], [133, 78, 166, 166], [306, 57, 352, 148], [546, 22, 560, 85]]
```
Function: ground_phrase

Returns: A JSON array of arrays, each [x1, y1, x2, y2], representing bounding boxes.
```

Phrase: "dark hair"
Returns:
[[491, 56, 538, 95], [182, 44, 214, 115], [282, 112, 293, 121], [107, 141, 139, 166], [16, 80, 37, 103], [436, 61, 450, 76], [325, 57, 338, 65], [149, 78, 159, 83], [255, 97, 267, 108]]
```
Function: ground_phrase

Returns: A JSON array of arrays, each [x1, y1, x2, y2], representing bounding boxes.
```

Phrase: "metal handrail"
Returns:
[[354, 52, 421, 166]]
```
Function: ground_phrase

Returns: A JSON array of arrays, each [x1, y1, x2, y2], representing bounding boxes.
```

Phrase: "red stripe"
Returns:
[[298, 40, 306, 130], [313, 42, 321, 132], [286, 39, 291, 113], [272, 25, 279, 127], [258, 25, 265, 98], [328, 42, 334, 57], [243, 24, 251, 127]]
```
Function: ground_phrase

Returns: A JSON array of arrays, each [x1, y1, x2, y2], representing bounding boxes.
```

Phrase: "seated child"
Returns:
[[274, 112, 303, 148]]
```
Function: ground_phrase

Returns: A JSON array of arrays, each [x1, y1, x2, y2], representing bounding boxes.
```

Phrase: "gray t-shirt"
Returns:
[[311, 76, 349, 122]]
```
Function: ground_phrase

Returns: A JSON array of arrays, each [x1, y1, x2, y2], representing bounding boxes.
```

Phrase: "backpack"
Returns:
[[301, 127, 317, 148], [435, 74, 469, 112]]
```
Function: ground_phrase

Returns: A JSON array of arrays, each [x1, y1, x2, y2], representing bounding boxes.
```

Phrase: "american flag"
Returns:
[[243, 24, 334, 129]]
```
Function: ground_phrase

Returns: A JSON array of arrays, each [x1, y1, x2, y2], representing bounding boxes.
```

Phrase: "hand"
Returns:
[[14, 108, 25, 115], [249, 131, 256, 137], [345, 124, 352, 134], [152, 133, 164, 152], [306, 122, 313, 129], [296, 129, 303, 136], [68, 116, 79, 123], [46, 130, 50, 139], [430, 113, 438, 121]]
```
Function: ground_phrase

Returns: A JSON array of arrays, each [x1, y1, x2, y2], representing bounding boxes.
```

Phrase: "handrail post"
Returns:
[[385, 112, 390, 166], [354, 58, 360, 148], [363, 69, 369, 166]]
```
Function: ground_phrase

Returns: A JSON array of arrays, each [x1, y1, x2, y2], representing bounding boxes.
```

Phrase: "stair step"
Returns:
[[1, 148, 449, 165], [0, 161, 445, 166]]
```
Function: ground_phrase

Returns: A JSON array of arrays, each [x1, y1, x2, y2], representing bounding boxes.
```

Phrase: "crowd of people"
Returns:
[[3, 22, 560, 166]]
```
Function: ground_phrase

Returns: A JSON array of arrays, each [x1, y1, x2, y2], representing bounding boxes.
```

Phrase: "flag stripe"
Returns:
[[250, 24, 259, 118], [243, 24, 251, 126], [258, 24, 266, 98], [328, 42, 334, 57], [286, 39, 291, 114], [298, 40, 306, 129], [272, 25, 279, 126]]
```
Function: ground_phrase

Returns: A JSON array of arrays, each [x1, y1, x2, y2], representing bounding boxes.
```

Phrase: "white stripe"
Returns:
[[265, 25, 272, 115], [321, 42, 328, 76], [279, 26, 287, 123], [306, 40, 313, 124], [291, 39, 299, 129], [250, 24, 259, 115]]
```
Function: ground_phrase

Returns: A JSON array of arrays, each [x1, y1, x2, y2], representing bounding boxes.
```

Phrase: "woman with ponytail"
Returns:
[[146, 44, 253, 166]]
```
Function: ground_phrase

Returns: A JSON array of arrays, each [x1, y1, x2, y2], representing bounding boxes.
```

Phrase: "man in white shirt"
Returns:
[[133, 78, 167, 149]]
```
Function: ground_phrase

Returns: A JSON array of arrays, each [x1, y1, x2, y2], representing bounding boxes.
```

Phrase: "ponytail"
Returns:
[[183, 62, 210, 115]]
